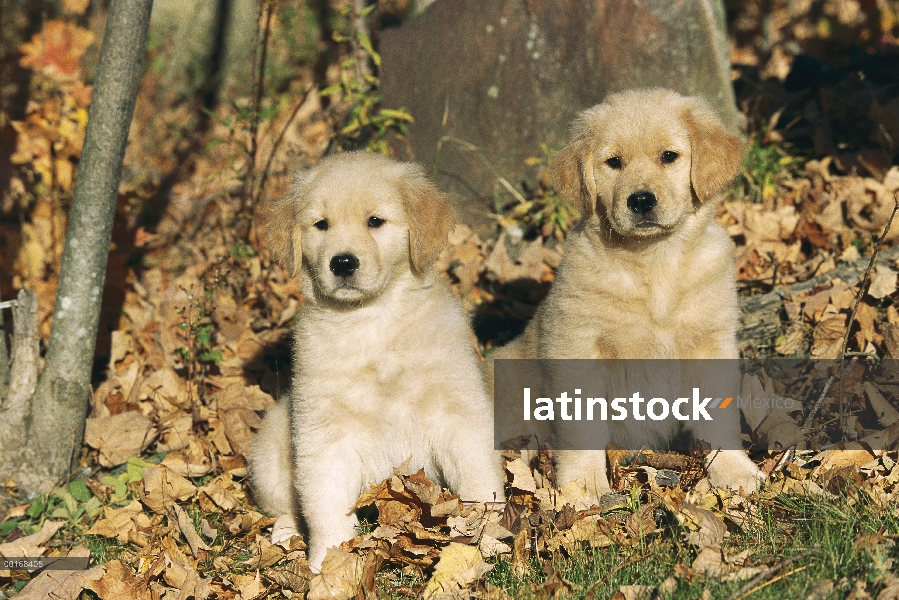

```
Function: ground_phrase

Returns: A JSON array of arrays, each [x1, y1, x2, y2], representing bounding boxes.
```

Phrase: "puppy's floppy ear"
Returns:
[[682, 98, 744, 202], [265, 173, 306, 277], [401, 167, 455, 273], [551, 131, 596, 218]]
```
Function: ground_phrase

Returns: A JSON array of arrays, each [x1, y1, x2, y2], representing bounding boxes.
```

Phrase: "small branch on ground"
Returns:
[[772, 375, 833, 473], [838, 196, 899, 437], [840, 197, 899, 358], [725, 550, 815, 600]]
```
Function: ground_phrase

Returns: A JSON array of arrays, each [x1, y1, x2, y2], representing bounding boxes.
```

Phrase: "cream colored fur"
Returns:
[[249, 152, 505, 571], [485, 89, 765, 495]]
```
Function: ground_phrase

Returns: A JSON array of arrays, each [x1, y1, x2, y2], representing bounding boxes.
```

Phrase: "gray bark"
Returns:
[[0, 0, 154, 494], [3, 290, 39, 424]]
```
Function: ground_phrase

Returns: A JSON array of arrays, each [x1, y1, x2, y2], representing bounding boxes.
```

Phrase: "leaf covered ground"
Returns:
[[2, 0, 899, 598]]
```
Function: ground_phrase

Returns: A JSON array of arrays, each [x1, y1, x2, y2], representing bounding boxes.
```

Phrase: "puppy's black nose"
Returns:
[[330, 253, 359, 277], [627, 191, 657, 215]]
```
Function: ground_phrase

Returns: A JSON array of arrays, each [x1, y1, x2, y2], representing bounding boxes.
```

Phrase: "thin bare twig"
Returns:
[[583, 552, 652, 597], [734, 563, 815, 600], [772, 375, 833, 473], [144, 190, 231, 249], [241, 0, 274, 217], [437, 135, 528, 204], [839, 196, 899, 437], [843, 351, 880, 358], [724, 550, 815, 600], [840, 198, 899, 358], [256, 84, 316, 203], [801, 375, 834, 434]]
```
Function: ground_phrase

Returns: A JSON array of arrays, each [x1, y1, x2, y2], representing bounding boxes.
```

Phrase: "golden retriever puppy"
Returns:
[[486, 89, 765, 494], [249, 152, 505, 570]]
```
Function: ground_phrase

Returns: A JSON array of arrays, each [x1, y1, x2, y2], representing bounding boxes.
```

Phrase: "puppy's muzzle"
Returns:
[[627, 190, 657, 215], [330, 253, 360, 278]]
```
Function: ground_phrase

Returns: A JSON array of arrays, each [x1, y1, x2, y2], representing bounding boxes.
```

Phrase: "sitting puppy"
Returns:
[[249, 152, 505, 570], [486, 89, 765, 494]]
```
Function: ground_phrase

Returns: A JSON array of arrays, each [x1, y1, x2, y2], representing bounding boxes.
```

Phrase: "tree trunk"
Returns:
[[0, 0, 154, 495], [200, 0, 233, 111]]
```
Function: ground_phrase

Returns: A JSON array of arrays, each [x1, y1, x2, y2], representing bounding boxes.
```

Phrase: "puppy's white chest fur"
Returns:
[[297, 302, 410, 410], [299, 285, 451, 389], [544, 211, 738, 359], [290, 278, 483, 478]]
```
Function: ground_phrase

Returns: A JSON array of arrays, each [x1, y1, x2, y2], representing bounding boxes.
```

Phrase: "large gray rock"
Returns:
[[380, 0, 738, 233]]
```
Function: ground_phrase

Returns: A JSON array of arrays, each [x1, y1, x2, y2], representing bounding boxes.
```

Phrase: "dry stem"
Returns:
[[838, 196, 899, 436]]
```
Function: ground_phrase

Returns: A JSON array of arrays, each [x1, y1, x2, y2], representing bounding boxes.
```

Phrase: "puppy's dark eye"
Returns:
[[661, 151, 679, 164], [368, 216, 385, 228], [313, 219, 328, 231], [606, 157, 622, 169]]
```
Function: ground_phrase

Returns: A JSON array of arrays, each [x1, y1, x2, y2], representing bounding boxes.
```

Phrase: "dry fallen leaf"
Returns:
[[862, 382, 899, 428], [752, 408, 805, 453], [877, 576, 899, 600], [84, 411, 157, 467], [86, 499, 151, 544], [0, 519, 65, 560], [625, 503, 657, 540], [160, 440, 214, 477], [83, 559, 145, 600], [216, 384, 276, 457], [61, 0, 90, 14], [505, 458, 537, 493], [155, 413, 194, 453], [692, 544, 725, 577], [141, 465, 197, 513], [199, 472, 243, 511], [678, 502, 725, 548], [266, 558, 315, 594], [484, 235, 549, 283], [810, 313, 847, 359], [13, 547, 102, 600], [171, 503, 211, 557], [868, 264, 898, 299], [307, 547, 364, 600], [611, 584, 658, 600], [812, 449, 878, 473], [237, 569, 265, 600], [423, 543, 492, 598]]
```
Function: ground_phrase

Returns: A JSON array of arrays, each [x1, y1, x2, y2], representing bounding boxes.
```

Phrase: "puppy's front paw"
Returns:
[[706, 451, 766, 494], [307, 545, 330, 574], [271, 514, 301, 545]]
